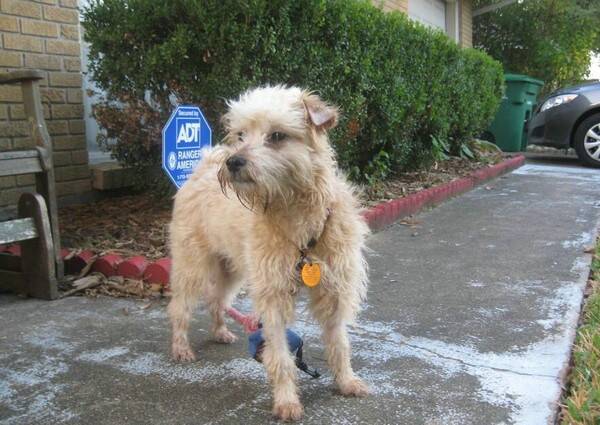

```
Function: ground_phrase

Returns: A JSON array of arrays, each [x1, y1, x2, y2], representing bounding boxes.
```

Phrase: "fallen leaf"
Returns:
[[149, 283, 163, 292], [60, 274, 103, 298], [108, 275, 124, 284], [140, 302, 153, 310], [399, 217, 423, 227], [73, 274, 103, 289], [77, 255, 98, 278]]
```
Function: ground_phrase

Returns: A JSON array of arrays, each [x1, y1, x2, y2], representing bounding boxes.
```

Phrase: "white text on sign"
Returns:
[[177, 122, 201, 145], [176, 149, 202, 170]]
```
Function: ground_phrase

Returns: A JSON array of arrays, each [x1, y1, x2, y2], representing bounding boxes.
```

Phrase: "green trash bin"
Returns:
[[486, 73, 544, 152]]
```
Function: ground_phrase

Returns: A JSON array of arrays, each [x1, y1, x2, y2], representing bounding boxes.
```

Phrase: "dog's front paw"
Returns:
[[338, 377, 370, 397], [213, 328, 238, 344], [172, 344, 196, 362], [272, 401, 304, 422]]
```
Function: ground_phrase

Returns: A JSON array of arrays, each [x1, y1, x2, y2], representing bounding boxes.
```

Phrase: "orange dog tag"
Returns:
[[301, 263, 321, 287]]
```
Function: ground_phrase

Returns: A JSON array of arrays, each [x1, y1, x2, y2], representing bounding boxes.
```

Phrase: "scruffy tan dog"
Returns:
[[167, 86, 369, 421]]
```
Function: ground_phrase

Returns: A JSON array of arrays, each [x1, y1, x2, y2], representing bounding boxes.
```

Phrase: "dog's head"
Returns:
[[217, 85, 338, 210]]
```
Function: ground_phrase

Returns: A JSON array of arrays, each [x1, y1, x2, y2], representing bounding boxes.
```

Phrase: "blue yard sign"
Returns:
[[162, 105, 212, 188]]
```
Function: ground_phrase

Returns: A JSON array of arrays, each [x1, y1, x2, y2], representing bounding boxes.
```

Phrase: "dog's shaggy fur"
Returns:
[[167, 86, 369, 421]]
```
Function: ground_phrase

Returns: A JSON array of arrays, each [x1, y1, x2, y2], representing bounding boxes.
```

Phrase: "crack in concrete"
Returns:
[[352, 329, 556, 380], [402, 341, 557, 379]]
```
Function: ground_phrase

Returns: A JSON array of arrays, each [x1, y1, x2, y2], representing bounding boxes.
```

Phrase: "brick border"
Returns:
[[364, 155, 525, 231], [0, 155, 525, 288]]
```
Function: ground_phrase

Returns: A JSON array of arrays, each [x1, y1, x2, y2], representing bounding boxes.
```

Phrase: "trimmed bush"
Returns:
[[82, 0, 503, 185]]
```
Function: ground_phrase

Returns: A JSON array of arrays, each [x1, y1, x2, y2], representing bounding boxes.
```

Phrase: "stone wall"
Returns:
[[0, 0, 90, 210]]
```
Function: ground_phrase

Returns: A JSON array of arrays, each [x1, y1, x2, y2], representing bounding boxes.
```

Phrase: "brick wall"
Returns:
[[0, 0, 90, 210]]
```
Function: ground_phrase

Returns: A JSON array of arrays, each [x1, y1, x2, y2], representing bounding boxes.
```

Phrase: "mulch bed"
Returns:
[[59, 152, 504, 262], [59, 273, 165, 300], [60, 194, 172, 260], [362, 155, 502, 207]]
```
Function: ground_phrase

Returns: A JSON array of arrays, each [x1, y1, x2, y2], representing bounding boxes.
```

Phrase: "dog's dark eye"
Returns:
[[268, 132, 287, 143], [237, 131, 245, 142]]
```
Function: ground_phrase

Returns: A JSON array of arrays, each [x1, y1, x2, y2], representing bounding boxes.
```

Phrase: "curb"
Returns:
[[0, 155, 524, 288], [363, 155, 525, 231]]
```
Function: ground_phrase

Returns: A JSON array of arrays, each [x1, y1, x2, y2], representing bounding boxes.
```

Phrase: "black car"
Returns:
[[528, 81, 600, 167]]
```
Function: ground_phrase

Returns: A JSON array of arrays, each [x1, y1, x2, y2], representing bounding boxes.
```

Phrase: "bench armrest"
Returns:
[[0, 70, 45, 85]]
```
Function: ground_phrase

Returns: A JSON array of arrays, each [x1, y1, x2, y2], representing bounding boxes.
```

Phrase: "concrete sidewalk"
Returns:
[[1, 161, 599, 425]]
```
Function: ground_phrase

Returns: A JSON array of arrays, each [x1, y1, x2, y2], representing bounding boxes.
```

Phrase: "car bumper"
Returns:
[[527, 99, 585, 148]]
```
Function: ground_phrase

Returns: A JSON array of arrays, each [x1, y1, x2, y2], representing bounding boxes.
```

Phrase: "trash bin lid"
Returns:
[[505, 73, 544, 86]]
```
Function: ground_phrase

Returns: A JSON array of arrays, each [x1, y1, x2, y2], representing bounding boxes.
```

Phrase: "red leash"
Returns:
[[225, 307, 260, 333]]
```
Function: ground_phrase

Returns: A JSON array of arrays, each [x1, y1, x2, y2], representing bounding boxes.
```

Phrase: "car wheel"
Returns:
[[574, 113, 600, 167]]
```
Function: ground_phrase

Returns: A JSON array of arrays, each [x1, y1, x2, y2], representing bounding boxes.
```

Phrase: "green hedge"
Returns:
[[82, 0, 503, 184]]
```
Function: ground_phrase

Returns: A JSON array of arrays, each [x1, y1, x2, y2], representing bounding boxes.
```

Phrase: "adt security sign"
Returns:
[[162, 105, 212, 188]]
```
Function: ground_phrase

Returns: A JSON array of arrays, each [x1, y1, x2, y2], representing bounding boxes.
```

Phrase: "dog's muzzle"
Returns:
[[226, 155, 247, 173]]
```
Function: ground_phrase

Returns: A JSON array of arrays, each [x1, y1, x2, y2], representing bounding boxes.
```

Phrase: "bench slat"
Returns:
[[0, 157, 42, 177], [0, 150, 38, 160], [0, 218, 37, 244]]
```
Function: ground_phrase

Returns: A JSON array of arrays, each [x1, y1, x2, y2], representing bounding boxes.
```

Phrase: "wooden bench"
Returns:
[[0, 70, 63, 300]]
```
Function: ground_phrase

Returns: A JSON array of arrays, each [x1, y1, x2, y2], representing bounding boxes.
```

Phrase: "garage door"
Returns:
[[408, 0, 446, 31]]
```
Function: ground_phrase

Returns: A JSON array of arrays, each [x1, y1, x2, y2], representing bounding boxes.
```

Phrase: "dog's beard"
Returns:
[[217, 148, 318, 214], [217, 164, 302, 213], [217, 165, 270, 212]]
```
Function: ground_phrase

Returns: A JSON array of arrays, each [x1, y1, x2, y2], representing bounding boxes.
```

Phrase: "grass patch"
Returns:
[[561, 239, 600, 424]]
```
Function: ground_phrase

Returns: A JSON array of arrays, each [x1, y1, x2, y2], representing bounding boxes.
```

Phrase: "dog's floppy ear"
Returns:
[[303, 94, 339, 131]]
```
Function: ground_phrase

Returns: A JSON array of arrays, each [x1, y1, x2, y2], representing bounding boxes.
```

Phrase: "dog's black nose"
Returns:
[[226, 155, 247, 173]]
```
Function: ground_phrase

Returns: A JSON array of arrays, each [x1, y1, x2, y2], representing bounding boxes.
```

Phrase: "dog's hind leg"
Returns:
[[167, 258, 205, 362], [168, 246, 218, 362], [309, 288, 370, 397]]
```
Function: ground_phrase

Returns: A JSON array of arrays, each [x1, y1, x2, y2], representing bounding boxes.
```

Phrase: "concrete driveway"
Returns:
[[1, 158, 599, 424]]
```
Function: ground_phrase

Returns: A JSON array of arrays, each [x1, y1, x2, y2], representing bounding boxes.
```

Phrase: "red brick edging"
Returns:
[[364, 154, 525, 231], [0, 155, 525, 288]]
